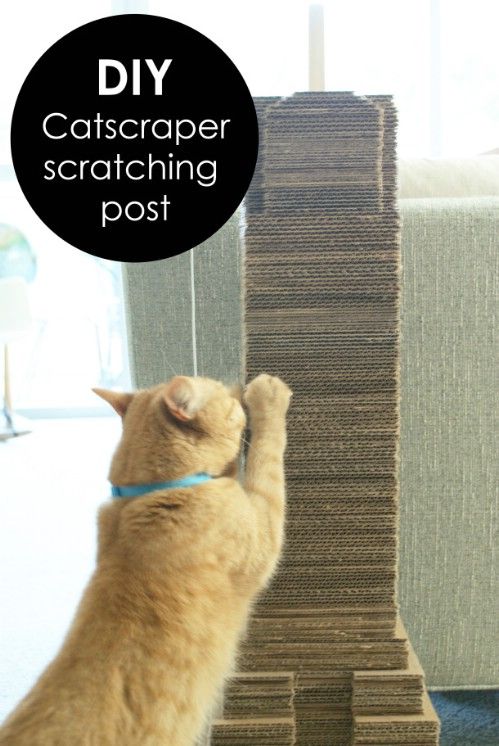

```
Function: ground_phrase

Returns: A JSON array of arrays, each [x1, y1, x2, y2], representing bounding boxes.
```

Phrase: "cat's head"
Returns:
[[94, 376, 246, 484]]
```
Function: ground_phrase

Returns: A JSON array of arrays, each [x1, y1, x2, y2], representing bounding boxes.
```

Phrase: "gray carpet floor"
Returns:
[[430, 690, 498, 745]]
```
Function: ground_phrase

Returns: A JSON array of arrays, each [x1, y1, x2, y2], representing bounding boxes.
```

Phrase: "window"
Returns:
[[148, 0, 499, 157], [1, 1, 134, 415], [0, 180, 130, 413]]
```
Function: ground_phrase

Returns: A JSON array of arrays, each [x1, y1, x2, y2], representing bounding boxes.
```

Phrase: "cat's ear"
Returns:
[[92, 388, 134, 417], [163, 376, 201, 422]]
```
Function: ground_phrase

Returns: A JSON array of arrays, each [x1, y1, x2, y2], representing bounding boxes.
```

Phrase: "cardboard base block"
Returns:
[[247, 608, 397, 643], [222, 672, 294, 719], [294, 671, 351, 708], [240, 647, 408, 673], [352, 639, 425, 715], [210, 717, 295, 745], [352, 691, 440, 744], [240, 616, 409, 673], [219, 619, 436, 743]]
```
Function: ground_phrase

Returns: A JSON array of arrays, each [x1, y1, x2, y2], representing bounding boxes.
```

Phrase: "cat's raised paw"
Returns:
[[244, 374, 292, 418]]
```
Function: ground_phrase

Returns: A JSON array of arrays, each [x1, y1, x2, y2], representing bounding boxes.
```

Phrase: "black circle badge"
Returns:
[[11, 14, 258, 262]]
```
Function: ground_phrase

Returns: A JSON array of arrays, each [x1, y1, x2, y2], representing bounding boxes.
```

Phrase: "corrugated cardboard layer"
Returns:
[[210, 717, 295, 745], [352, 691, 440, 744], [222, 672, 294, 719], [352, 640, 426, 715]]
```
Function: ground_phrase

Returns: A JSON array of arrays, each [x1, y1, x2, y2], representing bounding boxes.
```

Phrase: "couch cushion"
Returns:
[[398, 156, 499, 198]]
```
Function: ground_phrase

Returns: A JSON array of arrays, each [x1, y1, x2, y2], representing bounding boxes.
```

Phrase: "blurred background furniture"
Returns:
[[0, 276, 32, 438]]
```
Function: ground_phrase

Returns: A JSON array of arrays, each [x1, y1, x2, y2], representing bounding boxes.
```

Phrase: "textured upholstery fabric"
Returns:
[[399, 197, 498, 689], [122, 212, 242, 387]]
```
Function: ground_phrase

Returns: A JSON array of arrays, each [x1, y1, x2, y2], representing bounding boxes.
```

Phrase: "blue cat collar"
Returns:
[[111, 472, 213, 498]]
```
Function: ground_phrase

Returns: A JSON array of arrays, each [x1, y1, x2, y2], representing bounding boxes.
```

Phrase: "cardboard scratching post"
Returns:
[[211, 93, 439, 745]]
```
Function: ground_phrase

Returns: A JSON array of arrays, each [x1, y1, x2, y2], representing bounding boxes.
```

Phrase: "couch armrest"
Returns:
[[399, 197, 498, 688]]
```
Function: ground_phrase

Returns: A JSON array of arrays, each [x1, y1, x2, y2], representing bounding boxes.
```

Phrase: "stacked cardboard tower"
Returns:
[[210, 92, 440, 745]]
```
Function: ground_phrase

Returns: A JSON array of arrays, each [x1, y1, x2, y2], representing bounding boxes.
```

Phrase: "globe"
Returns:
[[0, 224, 37, 282]]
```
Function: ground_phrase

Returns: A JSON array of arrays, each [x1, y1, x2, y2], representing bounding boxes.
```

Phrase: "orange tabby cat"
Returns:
[[0, 373, 291, 746]]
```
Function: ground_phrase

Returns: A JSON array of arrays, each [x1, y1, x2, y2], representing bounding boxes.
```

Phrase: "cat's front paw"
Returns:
[[244, 374, 292, 420]]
